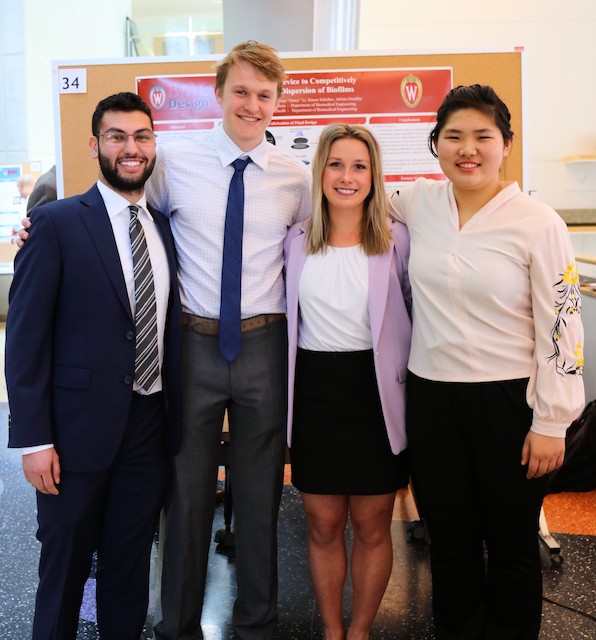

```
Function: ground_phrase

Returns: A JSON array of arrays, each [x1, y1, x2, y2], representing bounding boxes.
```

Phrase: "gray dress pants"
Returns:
[[154, 319, 287, 640]]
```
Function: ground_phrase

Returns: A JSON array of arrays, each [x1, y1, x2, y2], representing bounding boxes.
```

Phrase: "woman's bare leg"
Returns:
[[301, 493, 350, 640]]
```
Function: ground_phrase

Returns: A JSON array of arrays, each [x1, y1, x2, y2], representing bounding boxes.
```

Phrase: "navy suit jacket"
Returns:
[[5, 185, 182, 472]]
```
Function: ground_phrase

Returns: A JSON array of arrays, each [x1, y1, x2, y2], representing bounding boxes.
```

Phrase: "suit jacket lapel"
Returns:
[[78, 186, 132, 319]]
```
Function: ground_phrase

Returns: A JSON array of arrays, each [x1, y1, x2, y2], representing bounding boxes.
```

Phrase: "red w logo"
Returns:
[[404, 83, 419, 103], [150, 87, 166, 110]]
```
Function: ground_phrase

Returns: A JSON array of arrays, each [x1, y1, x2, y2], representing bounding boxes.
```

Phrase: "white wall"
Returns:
[[223, 0, 315, 52], [358, 0, 596, 210], [0, 0, 132, 171], [3, 0, 596, 209], [0, 0, 27, 165]]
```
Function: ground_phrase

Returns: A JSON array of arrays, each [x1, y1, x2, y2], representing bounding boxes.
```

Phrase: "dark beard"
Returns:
[[98, 151, 155, 193]]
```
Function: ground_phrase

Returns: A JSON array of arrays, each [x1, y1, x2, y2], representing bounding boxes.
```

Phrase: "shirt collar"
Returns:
[[213, 124, 270, 171], [96, 180, 151, 221]]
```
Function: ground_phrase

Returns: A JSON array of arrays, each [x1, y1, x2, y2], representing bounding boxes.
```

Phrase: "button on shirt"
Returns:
[[145, 125, 312, 318]]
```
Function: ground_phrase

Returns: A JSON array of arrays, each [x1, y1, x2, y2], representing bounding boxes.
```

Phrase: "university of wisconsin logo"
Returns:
[[149, 86, 167, 110], [400, 74, 423, 109]]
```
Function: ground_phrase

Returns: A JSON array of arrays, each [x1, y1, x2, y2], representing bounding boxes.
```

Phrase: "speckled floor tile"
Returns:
[[543, 491, 596, 535], [1, 405, 595, 639]]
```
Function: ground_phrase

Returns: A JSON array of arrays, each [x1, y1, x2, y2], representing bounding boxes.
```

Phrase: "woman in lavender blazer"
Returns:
[[285, 218, 412, 455], [283, 123, 411, 640]]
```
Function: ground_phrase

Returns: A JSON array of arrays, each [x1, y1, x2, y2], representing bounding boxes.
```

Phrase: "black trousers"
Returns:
[[406, 373, 547, 640], [33, 392, 168, 640]]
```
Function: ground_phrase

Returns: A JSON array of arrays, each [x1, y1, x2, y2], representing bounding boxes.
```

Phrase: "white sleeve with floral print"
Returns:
[[526, 218, 585, 438]]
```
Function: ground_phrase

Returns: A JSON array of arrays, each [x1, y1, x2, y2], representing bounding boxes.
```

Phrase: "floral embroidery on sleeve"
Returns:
[[548, 263, 583, 376]]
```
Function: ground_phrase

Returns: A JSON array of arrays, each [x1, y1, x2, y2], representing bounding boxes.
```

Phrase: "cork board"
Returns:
[[55, 50, 523, 197]]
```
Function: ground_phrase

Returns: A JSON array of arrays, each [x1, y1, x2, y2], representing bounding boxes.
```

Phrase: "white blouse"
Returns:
[[298, 245, 372, 352], [389, 178, 585, 438]]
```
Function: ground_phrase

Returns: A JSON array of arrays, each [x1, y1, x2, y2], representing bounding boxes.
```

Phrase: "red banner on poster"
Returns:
[[136, 67, 452, 188], [137, 68, 452, 123], [277, 69, 451, 117], [137, 76, 221, 121]]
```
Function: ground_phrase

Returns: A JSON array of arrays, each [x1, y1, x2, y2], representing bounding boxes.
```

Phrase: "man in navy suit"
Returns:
[[5, 92, 182, 640]]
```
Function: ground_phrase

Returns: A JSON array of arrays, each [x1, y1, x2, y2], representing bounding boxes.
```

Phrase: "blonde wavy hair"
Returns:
[[305, 123, 390, 255]]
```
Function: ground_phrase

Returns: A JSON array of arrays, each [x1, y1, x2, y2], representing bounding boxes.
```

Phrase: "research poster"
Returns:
[[0, 165, 28, 242], [137, 67, 453, 190]]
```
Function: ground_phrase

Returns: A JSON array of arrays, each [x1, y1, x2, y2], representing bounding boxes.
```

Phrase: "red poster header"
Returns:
[[137, 76, 221, 121], [278, 69, 451, 117], [137, 68, 452, 123]]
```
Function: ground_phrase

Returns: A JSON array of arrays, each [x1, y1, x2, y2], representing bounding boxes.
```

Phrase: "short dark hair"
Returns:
[[92, 92, 153, 135], [428, 84, 514, 158]]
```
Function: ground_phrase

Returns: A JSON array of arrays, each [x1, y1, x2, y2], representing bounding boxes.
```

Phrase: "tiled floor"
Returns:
[[1, 407, 595, 639], [0, 320, 595, 639]]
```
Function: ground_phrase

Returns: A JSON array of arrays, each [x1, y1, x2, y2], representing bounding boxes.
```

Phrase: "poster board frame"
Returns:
[[53, 48, 525, 197]]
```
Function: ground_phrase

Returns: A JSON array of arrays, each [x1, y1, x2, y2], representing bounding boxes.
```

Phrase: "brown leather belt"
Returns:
[[182, 312, 285, 336]]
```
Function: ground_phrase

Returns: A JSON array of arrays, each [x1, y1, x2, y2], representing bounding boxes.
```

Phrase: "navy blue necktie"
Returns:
[[219, 157, 251, 362]]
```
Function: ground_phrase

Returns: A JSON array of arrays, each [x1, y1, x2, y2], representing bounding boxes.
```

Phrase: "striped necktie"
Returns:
[[129, 205, 159, 392]]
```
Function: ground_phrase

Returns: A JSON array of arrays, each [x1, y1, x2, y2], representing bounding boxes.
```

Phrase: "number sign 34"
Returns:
[[59, 69, 87, 94]]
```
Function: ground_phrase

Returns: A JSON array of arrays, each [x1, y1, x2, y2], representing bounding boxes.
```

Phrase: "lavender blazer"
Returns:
[[284, 218, 412, 455]]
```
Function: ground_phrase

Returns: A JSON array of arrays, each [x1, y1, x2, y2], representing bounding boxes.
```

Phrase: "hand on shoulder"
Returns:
[[14, 216, 32, 248]]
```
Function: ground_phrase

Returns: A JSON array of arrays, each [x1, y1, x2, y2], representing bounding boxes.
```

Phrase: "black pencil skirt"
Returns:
[[290, 348, 408, 495]]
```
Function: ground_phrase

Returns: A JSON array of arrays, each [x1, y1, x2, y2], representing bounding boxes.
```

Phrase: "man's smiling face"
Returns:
[[215, 60, 280, 152], [89, 110, 156, 199]]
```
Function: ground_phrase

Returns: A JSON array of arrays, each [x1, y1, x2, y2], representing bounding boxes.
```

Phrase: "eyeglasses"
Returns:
[[95, 130, 157, 146]]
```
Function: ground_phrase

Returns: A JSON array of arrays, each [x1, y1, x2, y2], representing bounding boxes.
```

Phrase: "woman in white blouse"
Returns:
[[284, 124, 412, 640], [389, 84, 585, 640]]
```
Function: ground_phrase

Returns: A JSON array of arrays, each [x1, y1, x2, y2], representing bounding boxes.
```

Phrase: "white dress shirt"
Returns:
[[145, 125, 312, 318]]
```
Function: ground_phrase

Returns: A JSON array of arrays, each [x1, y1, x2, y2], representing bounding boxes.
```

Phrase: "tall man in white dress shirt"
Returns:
[[146, 41, 312, 640]]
